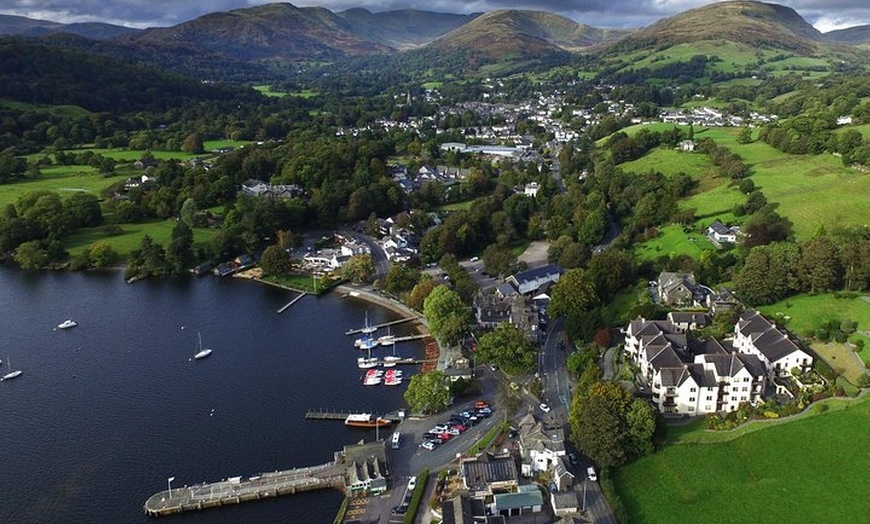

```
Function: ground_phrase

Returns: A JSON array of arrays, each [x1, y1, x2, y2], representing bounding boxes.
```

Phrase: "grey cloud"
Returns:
[[0, 0, 869, 30]]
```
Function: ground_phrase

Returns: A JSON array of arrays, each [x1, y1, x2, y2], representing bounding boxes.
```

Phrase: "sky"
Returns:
[[1, 0, 868, 32]]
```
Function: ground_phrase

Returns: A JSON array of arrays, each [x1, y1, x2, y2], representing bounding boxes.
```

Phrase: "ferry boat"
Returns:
[[344, 413, 391, 428]]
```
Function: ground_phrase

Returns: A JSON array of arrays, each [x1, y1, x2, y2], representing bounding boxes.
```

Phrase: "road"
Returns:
[[340, 229, 389, 279]]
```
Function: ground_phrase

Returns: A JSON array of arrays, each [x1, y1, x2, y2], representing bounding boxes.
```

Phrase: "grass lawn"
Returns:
[[759, 292, 870, 368], [64, 219, 218, 257], [204, 139, 252, 151], [438, 200, 475, 212], [0, 170, 129, 208], [603, 280, 648, 326], [613, 394, 870, 524], [634, 224, 717, 263]]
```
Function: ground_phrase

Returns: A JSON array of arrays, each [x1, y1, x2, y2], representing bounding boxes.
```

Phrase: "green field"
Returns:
[[0, 98, 90, 118], [0, 169, 129, 208], [634, 224, 716, 263], [64, 219, 218, 257], [620, 148, 717, 179], [613, 394, 870, 524]]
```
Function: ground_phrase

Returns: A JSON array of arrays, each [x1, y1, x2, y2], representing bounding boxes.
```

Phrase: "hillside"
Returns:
[[432, 9, 627, 58], [337, 8, 479, 50], [0, 14, 138, 40], [120, 2, 391, 61], [825, 25, 870, 44], [607, 1, 824, 55]]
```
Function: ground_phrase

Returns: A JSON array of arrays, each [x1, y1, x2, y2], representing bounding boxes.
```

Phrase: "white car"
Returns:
[[407, 476, 417, 491], [421, 441, 436, 451], [539, 403, 551, 413], [587, 466, 598, 482]]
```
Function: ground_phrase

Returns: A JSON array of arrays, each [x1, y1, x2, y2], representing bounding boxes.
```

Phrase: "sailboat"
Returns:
[[357, 345, 378, 369], [193, 332, 213, 360], [382, 334, 401, 368], [354, 312, 379, 348], [1, 356, 22, 381]]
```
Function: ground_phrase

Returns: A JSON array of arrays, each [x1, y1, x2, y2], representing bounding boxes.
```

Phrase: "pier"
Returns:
[[345, 316, 418, 335], [305, 410, 404, 423], [277, 292, 306, 314], [143, 462, 344, 517]]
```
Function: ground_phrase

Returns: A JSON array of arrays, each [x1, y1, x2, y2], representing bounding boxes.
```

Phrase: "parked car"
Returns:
[[539, 403, 551, 413], [474, 400, 489, 409], [587, 466, 597, 482], [407, 476, 417, 491], [421, 440, 436, 450], [568, 452, 578, 466]]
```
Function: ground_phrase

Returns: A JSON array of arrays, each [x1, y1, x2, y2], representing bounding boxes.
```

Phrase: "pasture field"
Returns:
[[0, 98, 90, 118], [617, 41, 778, 74], [0, 169, 128, 208], [634, 224, 716, 263], [613, 394, 870, 524], [620, 148, 717, 180], [64, 219, 218, 257]]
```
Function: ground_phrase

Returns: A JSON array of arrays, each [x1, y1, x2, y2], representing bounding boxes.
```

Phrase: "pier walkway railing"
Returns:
[[143, 462, 344, 517]]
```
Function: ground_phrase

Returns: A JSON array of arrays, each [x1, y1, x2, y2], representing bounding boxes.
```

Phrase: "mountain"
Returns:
[[824, 25, 870, 44], [120, 2, 391, 61], [336, 8, 479, 50], [607, 1, 824, 55], [0, 14, 138, 40], [431, 9, 628, 58]]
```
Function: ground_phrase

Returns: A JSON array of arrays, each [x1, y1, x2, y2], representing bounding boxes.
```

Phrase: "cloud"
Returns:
[[0, 0, 868, 31]]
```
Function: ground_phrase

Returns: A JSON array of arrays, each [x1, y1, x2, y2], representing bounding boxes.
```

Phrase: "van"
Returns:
[[587, 466, 597, 482], [391, 432, 401, 449]]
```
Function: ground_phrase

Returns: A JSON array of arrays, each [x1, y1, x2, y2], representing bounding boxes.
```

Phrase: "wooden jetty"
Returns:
[[345, 316, 417, 335], [305, 410, 403, 423], [277, 292, 306, 314], [143, 462, 344, 517]]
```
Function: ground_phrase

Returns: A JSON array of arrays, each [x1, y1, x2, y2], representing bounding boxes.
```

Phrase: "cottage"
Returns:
[[551, 491, 580, 518], [517, 413, 566, 476], [507, 265, 564, 295], [460, 452, 519, 497], [706, 220, 740, 245], [342, 440, 388, 496], [667, 311, 711, 332], [657, 271, 699, 306]]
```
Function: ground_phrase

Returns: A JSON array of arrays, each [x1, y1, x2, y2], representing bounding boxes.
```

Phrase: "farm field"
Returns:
[[613, 394, 870, 524], [620, 148, 717, 180]]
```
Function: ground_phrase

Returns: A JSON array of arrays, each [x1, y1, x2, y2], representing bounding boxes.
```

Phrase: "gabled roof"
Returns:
[[708, 220, 732, 235], [738, 310, 804, 362], [511, 264, 564, 285], [667, 311, 711, 327], [493, 486, 543, 510]]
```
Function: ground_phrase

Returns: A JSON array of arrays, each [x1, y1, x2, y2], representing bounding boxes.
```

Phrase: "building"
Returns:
[[342, 440, 388, 496], [733, 310, 814, 376], [493, 485, 544, 518], [517, 413, 566, 477], [706, 220, 740, 246], [657, 271, 699, 307], [507, 265, 564, 295], [625, 316, 769, 415], [667, 311, 711, 333], [460, 452, 519, 498], [524, 182, 540, 198]]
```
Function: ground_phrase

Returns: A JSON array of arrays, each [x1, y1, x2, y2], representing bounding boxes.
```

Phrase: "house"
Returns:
[[342, 440, 388, 496], [493, 485, 544, 518], [518, 413, 566, 477], [677, 140, 696, 151], [507, 265, 564, 295], [667, 311, 711, 333], [706, 220, 740, 245], [551, 457, 574, 491], [240, 179, 304, 199], [133, 157, 158, 170], [733, 310, 814, 376], [551, 491, 580, 518], [524, 182, 540, 198], [474, 290, 513, 329], [460, 452, 519, 498], [706, 288, 740, 315], [441, 494, 483, 524], [657, 271, 699, 307], [444, 357, 474, 382]]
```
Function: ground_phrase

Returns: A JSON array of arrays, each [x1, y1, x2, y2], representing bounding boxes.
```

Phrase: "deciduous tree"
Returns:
[[476, 324, 537, 376], [404, 370, 451, 414]]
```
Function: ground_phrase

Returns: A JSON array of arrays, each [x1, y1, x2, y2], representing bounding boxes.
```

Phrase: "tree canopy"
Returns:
[[404, 370, 451, 414], [476, 323, 537, 376]]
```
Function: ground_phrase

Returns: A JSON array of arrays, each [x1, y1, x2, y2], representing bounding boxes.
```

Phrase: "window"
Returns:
[[732, 387, 738, 392], [741, 396, 747, 401], [706, 396, 713, 401], [689, 397, 696, 402], [690, 387, 697, 392], [704, 405, 711, 411], [744, 377, 750, 382]]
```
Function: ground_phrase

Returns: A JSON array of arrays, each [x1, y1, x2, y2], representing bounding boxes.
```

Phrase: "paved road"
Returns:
[[340, 229, 389, 279]]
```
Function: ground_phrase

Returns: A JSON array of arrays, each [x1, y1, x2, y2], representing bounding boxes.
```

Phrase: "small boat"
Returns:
[[1, 356, 22, 381], [57, 319, 77, 329], [363, 375, 382, 386], [194, 332, 213, 360], [382, 335, 401, 367], [344, 413, 391, 428], [357, 355, 378, 369]]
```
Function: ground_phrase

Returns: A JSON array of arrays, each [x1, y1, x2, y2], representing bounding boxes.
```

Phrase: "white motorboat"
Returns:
[[57, 319, 77, 329]]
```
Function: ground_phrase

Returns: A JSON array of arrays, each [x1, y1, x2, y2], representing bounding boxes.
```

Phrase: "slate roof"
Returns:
[[511, 264, 564, 286], [462, 453, 518, 492], [708, 220, 732, 235], [737, 310, 804, 362], [668, 311, 712, 328]]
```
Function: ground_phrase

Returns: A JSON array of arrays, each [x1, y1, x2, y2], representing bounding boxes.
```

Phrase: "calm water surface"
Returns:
[[0, 266, 420, 524]]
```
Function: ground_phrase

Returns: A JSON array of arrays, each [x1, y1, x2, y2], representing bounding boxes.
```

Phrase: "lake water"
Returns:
[[0, 267, 421, 523]]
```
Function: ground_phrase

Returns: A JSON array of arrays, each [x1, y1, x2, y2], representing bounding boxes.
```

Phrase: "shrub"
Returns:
[[815, 329, 830, 341], [834, 331, 847, 343], [403, 469, 429, 524]]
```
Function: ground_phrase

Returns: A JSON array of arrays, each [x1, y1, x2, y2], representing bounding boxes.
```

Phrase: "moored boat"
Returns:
[[57, 319, 77, 329], [344, 413, 391, 428]]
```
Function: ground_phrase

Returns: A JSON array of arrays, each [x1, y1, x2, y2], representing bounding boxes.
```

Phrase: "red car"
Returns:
[[437, 432, 452, 441], [474, 400, 489, 409]]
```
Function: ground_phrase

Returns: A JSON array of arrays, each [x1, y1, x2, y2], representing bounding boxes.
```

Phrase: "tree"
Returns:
[[404, 370, 451, 414], [423, 285, 470, 346], [407, 275, 437, 311], [625, 398, 657, 457], [798, 235, 841, 292], [181, 133, 204, 154], [736, 126, 753, 144], [341, 254, 375, 284], [482, 243, 518, 277], [735, 242, 800, 305], [87, 241, 119, 268], [550, 268, 600, 339], [476, 323, 537, 376], [166, 220, 194, 273], [260, 244, 292, 277], [13, 240, 49, 269], [384, 263, 420, 297], [571, 382, 632, 468]]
